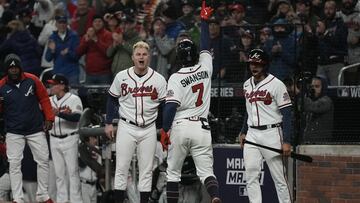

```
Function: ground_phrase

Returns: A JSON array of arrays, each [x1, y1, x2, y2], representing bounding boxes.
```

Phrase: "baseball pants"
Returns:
[[50, 134, 83, 203], [114, 120, 157, 192], [244, 127, 291, 203], [6, 132, 50, 203], [0, 173, 11, 201], [81, 182, 97, 203], [166, 119, 215, 183]]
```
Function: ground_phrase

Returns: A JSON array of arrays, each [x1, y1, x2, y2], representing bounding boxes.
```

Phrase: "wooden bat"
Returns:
[[244, 140, 313, 163]]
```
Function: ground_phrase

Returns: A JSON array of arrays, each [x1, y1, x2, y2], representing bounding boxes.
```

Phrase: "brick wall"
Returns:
[[296, 146, 360, 203]]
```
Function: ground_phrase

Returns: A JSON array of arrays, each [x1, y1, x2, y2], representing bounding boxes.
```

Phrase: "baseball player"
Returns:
[[160, 2, 222, 203], [239, 48, 293, 203], [105, 41, 167, 203], [79, 135, 101, 203], [47, 74, 83, 203], [0, 54, 55, 203]]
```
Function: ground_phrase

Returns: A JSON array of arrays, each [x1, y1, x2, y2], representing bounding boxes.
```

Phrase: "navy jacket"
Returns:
[[0, 73, 54, 135], [45, 29, 80, 77]]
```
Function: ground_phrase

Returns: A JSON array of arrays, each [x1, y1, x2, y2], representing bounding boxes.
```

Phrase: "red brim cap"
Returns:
[[47, 79, 59, 85]]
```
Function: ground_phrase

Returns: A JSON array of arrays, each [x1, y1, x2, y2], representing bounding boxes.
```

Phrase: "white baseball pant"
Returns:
[[81, 182, 97, 203], [167, 119, 215, 183], [0, 173, 11, 201], [244, 127, 291, 203], [6, 132, 50, 203], [50, 134, 83, 203], [114, 121, 157, 192]]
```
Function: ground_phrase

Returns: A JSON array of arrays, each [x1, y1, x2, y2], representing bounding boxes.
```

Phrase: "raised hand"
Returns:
[[200, 0, 214, 21]]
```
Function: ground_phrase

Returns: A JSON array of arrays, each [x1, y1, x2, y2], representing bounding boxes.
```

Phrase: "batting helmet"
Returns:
[[247, 48, 269, 65], [176, 39, 199, 68]]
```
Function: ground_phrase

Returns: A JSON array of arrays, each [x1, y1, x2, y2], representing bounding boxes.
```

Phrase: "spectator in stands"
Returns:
[[106, 13, 141, 76], [104, 12, 121, 32], [208, 16, 236, 83], [228, 2, 248, 26], [8, 0, 34, 17], [311, 0, 324, 19], [32, 0, 55, 28], [38, 7, 65, 69], [264, 18, 296, 80], [162, 4, 186, 40], [303, 76, 333, 143], [70, 0, 96, 37], [316, 0, 348, 86], [238, 30, 256, 81], [258, 26, 272, 49], [18, 7, 42, 39], [102, 0, 124, 15], [295, 0, 319, 29], [270, 0, 295, 22], [339, 0, 360, 85], [0, 20, 42, 76], [77, 15, 113, 84], [178, 0, 196, 31], [45, 16, 80, 85], [147, 17, 175, 80]]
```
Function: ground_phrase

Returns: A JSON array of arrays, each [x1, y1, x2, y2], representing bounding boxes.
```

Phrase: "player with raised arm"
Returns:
[[239, 48, 293, 203], [160, 1, 222, 203]]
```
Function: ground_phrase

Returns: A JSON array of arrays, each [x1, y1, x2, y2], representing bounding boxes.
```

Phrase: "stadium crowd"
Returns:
[[0, 0, 359, 85]]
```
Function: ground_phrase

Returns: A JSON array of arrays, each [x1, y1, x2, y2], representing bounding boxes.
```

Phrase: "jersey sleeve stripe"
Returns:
[[159, 96, 166, 101], [279, 102, 292, 109], [108, 90, 120, 97], [166, 99, 181, 105]]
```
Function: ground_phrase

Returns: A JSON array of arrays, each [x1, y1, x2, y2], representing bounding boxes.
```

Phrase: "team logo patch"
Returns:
[[283, 92, 290, 102], [166, 89, 174, 98], [76, 105, 82, 111]]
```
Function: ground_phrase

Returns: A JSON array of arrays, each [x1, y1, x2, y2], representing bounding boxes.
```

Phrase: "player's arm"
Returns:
[[239, 112, 248, 149], [57, 112, 81, 122], [199, 0, 213, 52], [105, 94, 120, 141], [160, 102, 177, 151], [280, 106, 292, 156]]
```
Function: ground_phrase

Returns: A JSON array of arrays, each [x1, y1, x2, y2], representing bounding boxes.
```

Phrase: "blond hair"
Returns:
[[133, 41, 150, 52]]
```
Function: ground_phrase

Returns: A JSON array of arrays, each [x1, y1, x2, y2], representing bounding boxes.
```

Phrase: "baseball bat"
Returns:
[[244, 140, 313, 163]]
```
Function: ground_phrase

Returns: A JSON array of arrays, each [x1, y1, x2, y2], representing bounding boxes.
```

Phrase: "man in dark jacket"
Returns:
[[0, 54, 55, 203], [316, 0, 348, 86], [303, 76, 334, 143]]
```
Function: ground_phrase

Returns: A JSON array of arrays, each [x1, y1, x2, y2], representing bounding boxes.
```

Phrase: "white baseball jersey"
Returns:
[[109, 67, 167, 126], [166, 51, 213, 120], [243, 74, 292, 126], [49, 92, 83, 135]]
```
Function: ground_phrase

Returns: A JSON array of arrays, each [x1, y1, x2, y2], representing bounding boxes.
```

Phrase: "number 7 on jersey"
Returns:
[[192, 83, 204, 107]]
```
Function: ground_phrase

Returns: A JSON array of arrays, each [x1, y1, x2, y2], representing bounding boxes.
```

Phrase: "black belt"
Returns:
[[184, 116, 210, 130], [185, 116, 208, 122], [80, 179, 96, 185], [50, 132, 77, 139], [120, 117, 154, 128], [250, 123, 282, 130]]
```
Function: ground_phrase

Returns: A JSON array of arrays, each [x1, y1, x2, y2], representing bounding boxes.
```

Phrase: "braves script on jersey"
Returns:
[[109, 67, 167, 126], [50, 92, 83, 135], [243, 74, 292, 126], [166, 50, 213, 119]]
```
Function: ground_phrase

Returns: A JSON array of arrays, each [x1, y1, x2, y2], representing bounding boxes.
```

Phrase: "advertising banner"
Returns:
[[213, 145, 278, 202]]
